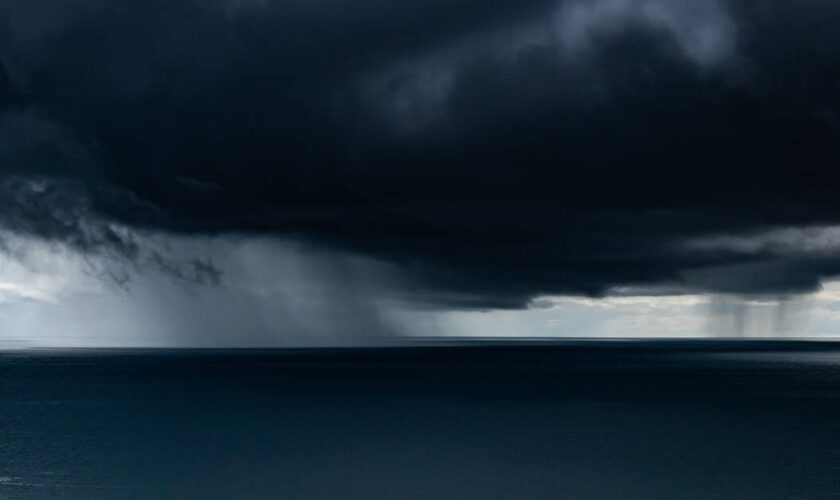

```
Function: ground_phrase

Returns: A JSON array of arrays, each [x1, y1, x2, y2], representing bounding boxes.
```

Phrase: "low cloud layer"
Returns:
[[2, 0, 840, 312]]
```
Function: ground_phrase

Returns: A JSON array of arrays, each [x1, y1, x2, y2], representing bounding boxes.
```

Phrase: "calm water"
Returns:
[[1, 341, 840, 499]]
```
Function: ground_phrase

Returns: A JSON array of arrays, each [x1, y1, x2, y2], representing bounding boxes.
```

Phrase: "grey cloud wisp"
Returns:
[[2, 0, 840, 308]]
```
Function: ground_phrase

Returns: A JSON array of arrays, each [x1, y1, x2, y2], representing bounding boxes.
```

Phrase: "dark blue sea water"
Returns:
[[1, 341, 839, 499]]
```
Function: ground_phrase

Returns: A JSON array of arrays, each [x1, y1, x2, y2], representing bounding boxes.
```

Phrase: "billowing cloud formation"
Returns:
[[1, 0, 840, 309], [557, 0, 736, 68]]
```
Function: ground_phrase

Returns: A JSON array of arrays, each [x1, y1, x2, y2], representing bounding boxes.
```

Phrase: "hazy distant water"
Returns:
[[1, 341, 840, 499]]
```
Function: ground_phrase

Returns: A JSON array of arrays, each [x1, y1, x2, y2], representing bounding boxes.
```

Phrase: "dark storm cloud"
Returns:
[[2, 0, 840, 308]]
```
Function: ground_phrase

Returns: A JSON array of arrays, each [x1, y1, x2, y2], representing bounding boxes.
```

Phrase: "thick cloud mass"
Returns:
[[2, 0, 840, 308]]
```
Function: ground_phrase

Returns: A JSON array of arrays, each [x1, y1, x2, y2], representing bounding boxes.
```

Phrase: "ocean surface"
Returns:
[[1, 340, 840, 499]]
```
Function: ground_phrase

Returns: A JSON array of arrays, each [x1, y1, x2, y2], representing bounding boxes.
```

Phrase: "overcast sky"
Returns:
[[2, 0, 840, 346]]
